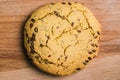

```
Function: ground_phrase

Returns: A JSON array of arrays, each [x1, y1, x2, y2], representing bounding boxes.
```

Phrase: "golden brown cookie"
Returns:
[[24, 2, 101, 76]]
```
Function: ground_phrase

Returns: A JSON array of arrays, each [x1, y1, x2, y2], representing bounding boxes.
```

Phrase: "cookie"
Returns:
[[24, 2, 101, 76]]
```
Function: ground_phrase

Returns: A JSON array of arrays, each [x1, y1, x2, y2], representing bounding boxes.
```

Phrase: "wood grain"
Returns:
[[0, 0, 120, 80], [0, 55, 120, 80]]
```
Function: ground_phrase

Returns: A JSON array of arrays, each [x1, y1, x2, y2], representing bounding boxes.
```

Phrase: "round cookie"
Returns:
[[24, 2, 101, 76]]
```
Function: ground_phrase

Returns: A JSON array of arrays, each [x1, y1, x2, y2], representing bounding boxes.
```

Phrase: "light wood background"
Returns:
[[0, 0, 120, 80]]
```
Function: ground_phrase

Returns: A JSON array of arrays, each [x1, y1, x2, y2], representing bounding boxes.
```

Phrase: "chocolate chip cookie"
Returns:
[[24, 2, 101, 76]]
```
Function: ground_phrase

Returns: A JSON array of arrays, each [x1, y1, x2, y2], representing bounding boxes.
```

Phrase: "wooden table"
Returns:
[[0, 0, 120, 80]]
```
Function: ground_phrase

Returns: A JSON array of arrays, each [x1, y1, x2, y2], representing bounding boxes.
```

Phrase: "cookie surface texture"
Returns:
[[24, 2, 101, 76]]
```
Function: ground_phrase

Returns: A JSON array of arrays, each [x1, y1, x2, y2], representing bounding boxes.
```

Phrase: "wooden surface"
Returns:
[[0, 0, 120, 80]]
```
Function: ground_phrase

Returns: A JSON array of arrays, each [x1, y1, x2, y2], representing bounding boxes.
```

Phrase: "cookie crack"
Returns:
[[54, 11, 66, 19], [81, 11, 95, 37], [54, 28, 71, 40], [75, 9, 95, 37], [53, 10, 73, 24], [66, 10, 74, 18], [65, 18, 71, 24], [54, 30, 64, 40], [45, 36, 51, 50], [82, 11, 92, 29], [63, 45, 71, 62], [74, 34, 79, 45], [38, 13, 53, 20]]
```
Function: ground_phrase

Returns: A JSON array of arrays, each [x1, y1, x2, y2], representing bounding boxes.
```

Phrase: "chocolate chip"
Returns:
[[35, 55, 39, 59], [44, 59, 48, 64], [28, 38, 31, 43], [54, 11, 65, 19], [45, 34, 49, 38], [77, 30, 81, 33], [44, 61, 48, 64], [48, 55, 51, 57], [61, 62, 63, 65], [40, 44, 44, 47], [47, 36, 49, 39], [30, 23, 33, 28], [85, 60, 89, 63], [83, 62, 86, 65], [71, 22, 74, 27], [56, 26, 59, 29], [58, 58, 60, 60], [92, 50, 96, 52], [76, 68, 80, 70], [29, 37, 35, 44], [54, 11, 59, 16], [88, 57, 92, 60], [68, 2, 71, 5], [26, 33, 28, 38], [44, 59, 54, 64], [91, 43, 95, 47], [57, 64, 60, 67], [65, 56, 67, 59], [51, 3, 55, 5], [31, 19, 35, 23], [30, 37, 35, 42], [75, 2, 77, 3], [94, 36, 98, 39], [61, 2, 66, 4], [27, 34, 35, 43], [34, 27, 38, 32], [30, 49, 36, 54], [97, 31, 100, 35], [88, 51, 93, 54], [95, 44, 98, 47], [93, 33, 95, 36], [32, 33, 35, 38]]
